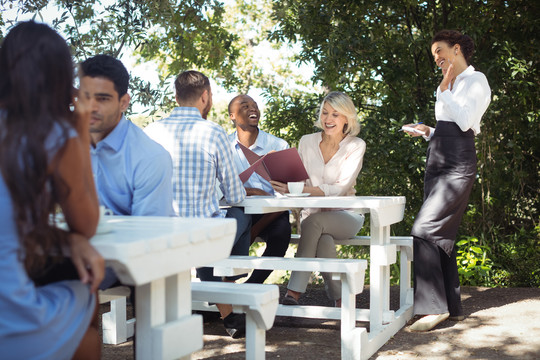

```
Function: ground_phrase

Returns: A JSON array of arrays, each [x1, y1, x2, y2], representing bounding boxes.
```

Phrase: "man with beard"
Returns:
[[228, 95, 291, 284], [144, 70, 250, 338]]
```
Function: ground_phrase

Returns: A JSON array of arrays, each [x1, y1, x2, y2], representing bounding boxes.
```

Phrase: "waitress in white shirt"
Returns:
[[403, 30, 491, 332]]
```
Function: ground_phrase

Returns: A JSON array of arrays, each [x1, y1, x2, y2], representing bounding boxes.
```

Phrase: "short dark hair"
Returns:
[[80, 54, 129, 97], [174, 70, 210, 104], [432, 30, 475, 64], [228, 94, 247, 114]]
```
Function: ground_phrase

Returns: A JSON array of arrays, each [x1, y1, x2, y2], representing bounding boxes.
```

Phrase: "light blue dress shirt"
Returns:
[[228, 129, 289, 195], [90, 115, 175, 216], [144, 107, 246, 218]]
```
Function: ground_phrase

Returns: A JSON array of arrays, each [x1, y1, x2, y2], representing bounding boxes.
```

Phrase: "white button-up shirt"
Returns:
[[427, 65, 491, 139]]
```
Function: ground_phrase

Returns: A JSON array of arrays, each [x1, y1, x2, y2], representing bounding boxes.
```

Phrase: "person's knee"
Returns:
[[300, 213, 323, 233], [316, 234, 337, 258], [319, 234, 334, 246]]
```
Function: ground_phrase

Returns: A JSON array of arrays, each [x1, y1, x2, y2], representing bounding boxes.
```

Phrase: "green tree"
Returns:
[[268, 0, 539, 286], [1, 0, 241, 115]]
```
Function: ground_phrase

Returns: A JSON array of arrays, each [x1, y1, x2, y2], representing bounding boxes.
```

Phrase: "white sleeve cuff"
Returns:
[[423, 127, 435, 141]]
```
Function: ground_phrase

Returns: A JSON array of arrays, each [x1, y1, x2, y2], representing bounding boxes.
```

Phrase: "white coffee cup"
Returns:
[[99, 205, 113, 220], [97, 206, 114, 234], [287, 181, 304, 195]]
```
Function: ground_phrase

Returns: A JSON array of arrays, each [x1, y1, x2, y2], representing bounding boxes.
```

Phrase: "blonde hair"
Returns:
[[315, 91, 361, 136]]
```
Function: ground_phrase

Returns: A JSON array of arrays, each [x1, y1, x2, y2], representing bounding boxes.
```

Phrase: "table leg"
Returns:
[[165, 273, 193, 360], [136, 278, 166, 359], [369, 223, 392, 332], [165, 272, 191, 321]]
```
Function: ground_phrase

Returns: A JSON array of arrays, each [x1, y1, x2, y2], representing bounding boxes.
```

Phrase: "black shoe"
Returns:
[[193, 310, 221, 323], [223, 313, 246, 339], [281, 294, 299, 305]]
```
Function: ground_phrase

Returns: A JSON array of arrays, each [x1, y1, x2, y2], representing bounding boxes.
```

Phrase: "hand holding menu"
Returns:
[[237, 142, 309, 184]]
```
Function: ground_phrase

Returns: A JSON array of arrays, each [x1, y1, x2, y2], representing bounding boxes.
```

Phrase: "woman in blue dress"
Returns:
[[0, 21, 104, 359]]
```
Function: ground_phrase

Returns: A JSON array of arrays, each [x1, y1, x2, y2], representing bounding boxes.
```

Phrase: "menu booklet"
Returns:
[[237, 142, 309, 184]]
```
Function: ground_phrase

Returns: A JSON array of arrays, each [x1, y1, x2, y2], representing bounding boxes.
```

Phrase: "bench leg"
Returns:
[[399, 247, 414, 308], [245, 311, 266, 360], [102, 297, 128, 345], [340, 275, 362, 359]]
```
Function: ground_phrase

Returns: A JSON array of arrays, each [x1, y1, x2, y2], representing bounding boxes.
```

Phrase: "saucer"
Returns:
[[96, 221, 113, 235], [285, 193, 310, 197]]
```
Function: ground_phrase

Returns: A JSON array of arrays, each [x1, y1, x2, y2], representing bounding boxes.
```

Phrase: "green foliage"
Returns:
[[456, 236, 494, 286], [1, 0, 241, 115], [268, 0, 540, 287], [490, 227, 540, 288], [262, 89, 321, 147]]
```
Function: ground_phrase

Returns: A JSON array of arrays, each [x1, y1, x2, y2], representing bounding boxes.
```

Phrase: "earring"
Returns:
[[342, 123, 348, 134]]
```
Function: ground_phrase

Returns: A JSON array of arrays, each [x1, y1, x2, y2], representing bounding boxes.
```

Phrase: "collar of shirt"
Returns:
[[229, 129, 275, 194], [95, 115, 129, 152], [453, 65, 475, 87], [231, 129, 265, 151], [169, 106, 204, 121]]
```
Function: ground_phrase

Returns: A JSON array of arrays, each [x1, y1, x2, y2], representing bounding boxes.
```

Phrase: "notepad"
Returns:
[[401, 125, 426, 135], [237, 142, 309, 183]]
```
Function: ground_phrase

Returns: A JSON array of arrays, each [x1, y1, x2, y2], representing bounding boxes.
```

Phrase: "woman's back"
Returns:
[[0, 21, 103, 359]]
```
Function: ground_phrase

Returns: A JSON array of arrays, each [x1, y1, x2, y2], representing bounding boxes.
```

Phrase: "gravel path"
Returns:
[[101, 286, 540, 359]]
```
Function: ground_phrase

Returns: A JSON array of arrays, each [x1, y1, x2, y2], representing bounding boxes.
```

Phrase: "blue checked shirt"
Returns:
[[228, 129, 289, 194], [144, 107, 246, 218]]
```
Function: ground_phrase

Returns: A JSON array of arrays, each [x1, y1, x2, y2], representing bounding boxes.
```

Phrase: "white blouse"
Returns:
[[298, 132, 366, 216], [426, 65, 491, 139]]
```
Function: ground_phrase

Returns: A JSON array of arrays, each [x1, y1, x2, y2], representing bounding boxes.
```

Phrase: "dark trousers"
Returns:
[[196, 207, 251, 282], [244, 211, 291, 284], [413, 236, 463, 317]]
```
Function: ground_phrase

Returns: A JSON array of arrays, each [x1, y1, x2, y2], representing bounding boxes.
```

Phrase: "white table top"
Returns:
[[237, 195, 406, 227], [239, 195, 405, 210], [90, 216, 237, 285]]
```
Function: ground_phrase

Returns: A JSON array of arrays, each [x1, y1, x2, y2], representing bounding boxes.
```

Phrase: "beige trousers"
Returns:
[[287, 210, 364, 300]]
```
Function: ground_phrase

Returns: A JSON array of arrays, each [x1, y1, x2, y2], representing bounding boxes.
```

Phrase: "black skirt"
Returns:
[[411, 121, 477, 256]]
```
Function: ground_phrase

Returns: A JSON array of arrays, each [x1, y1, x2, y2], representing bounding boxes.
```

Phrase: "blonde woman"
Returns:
[[271, 91, 366, 305]]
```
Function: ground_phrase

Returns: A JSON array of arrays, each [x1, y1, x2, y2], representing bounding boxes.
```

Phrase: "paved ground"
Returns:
[[101, 285, 540, 359]]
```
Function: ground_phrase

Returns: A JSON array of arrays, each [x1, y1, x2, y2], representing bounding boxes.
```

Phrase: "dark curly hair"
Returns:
[[0, 21, 76, 275], [432, 30, 475, 65]]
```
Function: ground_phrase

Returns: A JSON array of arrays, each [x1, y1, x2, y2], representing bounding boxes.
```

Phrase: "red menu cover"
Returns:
[[237, 142, 309, 183]]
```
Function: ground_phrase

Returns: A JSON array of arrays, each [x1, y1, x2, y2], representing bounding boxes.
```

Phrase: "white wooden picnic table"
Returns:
[[90, 216, 236, 360], [223, 195, 413, 360]]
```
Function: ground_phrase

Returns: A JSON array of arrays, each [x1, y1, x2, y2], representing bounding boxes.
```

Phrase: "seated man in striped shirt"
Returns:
[[144, 70, 250, 339]]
